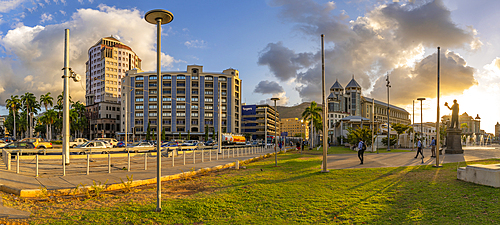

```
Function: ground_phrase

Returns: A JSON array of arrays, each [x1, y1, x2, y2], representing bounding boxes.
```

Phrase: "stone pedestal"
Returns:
[[445, 128, 463, 154]]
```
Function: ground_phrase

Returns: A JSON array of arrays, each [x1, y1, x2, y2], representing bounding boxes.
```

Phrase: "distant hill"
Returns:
[[277, 102, 322, 119]]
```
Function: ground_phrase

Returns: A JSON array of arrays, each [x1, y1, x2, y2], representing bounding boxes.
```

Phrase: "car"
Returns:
[[161, 142, 178, 148], [117, 141, 129, 148], [0, 142, 37, 155], [205, 140, 215, 146], [95, 138, 119, 147], [0, 140, 7, 148], [74, 141, 110, 154], [69, 138, 88, 148], [252, 141, 259, 146], [19, 138, 53, 149], [128, 141, 155, 153], [245, 141, 252, 145]]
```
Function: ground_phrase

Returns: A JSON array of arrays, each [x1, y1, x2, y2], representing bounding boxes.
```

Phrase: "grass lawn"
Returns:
[[2, 152, 500, 224], [301, 146, 411, 154]]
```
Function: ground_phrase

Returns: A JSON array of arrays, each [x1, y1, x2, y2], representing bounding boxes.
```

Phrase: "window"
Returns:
[[205, 76, 213, 81], [191, 105, 199, 109], [149, 90, 157, 95], [205, 83, 213, 88], [163, 105, 171, 109], [135, 120, 143, 125], [192, 90, 198, 95], [219, 77, 227, 81], [163, 82, 171, 87], [135, 98, 143, 102], [135, 83, 143, 87], [163, 120, 171, 125], [191, 113, 198, 117], [163, 89, 171, 94], [149, 76, 157, 80], [192, 82, 199, 87], [135, 113, 144, 117], [222, 106, 226, 110], [177, 120, 185, 124], [176, 105, 186, 109], [149, 113, 157, 117], [177, 75, 186, 80], [177, 82, 185, 87], [163, 75, 171, 80], [191, 97, 198, 102], [135, 76, 144, 81], [176, 97, 186, 102], [222, 113, 227, 118], [205, 105, 213, 110], [222, 91, 227, 96], [163, 112, 172, 117], [149, 105, 157, 109], [205, 113, 213, 118], [176, 112, 186, 117], [222, 98, 227, 103], [135, 105, 143, 109], [149, 82, 157, 87], [205, 98, 213, 102], [205, 91, 213, 95], [163, 97, 171, 102], [192, 76, 198, 80], [149, 97, 157, 101], [191, 120, 198, 125], [177, 90, 185, 94]]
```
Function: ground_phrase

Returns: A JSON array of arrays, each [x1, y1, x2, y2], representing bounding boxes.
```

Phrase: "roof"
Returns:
[[330, 80, 343, 90], [346, 78, 361, 88], [363, 97, 409, 113], [340, 116, 370, 121]]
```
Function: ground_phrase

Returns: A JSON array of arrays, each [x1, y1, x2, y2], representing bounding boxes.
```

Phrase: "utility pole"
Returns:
[[321, 34, 329, 172]]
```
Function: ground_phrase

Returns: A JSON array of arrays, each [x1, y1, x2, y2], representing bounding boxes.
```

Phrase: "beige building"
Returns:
[[361, 97, 411, 127], [442, 112, 482, 135], [495, 122, 500, 137], [121, 65, 242, 139], [85, 36, 142, 104], [280, 118, 309, 139]]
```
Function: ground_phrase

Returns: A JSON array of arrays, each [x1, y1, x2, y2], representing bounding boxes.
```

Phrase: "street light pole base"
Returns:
[[432, 165, 443, 168], [155, 208, 162, 212], [320, 170, 330, 173]]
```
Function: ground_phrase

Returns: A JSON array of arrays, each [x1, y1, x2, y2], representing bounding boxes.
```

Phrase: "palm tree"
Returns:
[[70, 101, 87, 138], [40, 92, 53, 140], [21, 92, 40, 138], [45, 109, 58, 140], [5, 95, 20, 139], [302, 101, 322, 148]]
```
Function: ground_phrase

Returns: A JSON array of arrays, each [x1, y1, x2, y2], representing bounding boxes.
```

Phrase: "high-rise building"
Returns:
[[84, 36, 142, 139], [121, 65, 242, 140], [85, 36, 142, 105], [279, 118, 308, 139], [241, 104, 279, 141]]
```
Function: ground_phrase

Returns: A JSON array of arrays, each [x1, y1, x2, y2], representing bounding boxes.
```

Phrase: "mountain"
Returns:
[[277, 102, 322, 119]]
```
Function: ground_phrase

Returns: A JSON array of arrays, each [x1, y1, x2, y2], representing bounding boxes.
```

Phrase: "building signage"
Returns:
[[242, 105, 256, 115]]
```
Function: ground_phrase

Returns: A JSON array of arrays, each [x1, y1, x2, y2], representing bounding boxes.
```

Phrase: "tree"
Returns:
[[392, 123, 410, 147], [146, 122, 151, 141], [162, 128, 166, 141], [45, 109, 57, 140], [346, 127, 373, 147], [187, 130, 190, 140], [382, 136, 398, 147], [178, 132, 181, 140], [212, 126, 216, 140], [5, 95, 20, 139], [21, 92, 40, 138], [205, 126, 209, 141], [302, 101, 322, 148], [70, 101, 87, 138], [39, 92, 53, 140], [460, 123, 469, 133]]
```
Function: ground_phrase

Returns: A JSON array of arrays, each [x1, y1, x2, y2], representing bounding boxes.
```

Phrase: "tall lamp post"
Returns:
[[386, 73, 391, 151], [144, 9, 174, 213], [417, 98, 426, 146], [412, 100, 415, 152], [320, 34, 329, 172], [434, 47, 442, 167], [271, 97, 279, 166]]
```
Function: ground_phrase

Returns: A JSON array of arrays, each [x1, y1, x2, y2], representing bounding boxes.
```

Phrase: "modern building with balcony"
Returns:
[[241, 104, 279, 141], [280, 118, 308, 139], [120, 65, 242, 140]]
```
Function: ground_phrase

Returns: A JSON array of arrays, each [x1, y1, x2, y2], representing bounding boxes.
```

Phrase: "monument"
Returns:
[[444, 100, 463, 154]]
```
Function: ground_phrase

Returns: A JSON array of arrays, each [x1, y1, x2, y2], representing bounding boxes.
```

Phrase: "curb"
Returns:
[[0, 149, 288, 198]]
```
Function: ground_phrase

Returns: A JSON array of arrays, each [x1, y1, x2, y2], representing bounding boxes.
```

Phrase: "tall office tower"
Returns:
[[85, 36, 142, 105]]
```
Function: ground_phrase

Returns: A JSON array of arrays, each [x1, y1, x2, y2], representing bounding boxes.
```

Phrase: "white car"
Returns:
[[128, 141, 155, 153], [74, 141, 111, 154]]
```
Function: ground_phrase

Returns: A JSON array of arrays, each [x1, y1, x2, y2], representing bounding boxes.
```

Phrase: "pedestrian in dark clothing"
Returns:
[[415, 138, 424, 158], [296, 142, 300, 150], [358, 138, 365, 164], [279, 141, 282, 151], [430, 137, 436, 158]]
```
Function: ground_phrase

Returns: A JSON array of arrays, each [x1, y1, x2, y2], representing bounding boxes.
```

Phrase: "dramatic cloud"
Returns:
[[0, 4, 179, 105], [253, 80, 285, 94], [257, 42, 316, 82], [261, 0, 481, 102], [370, 51, 477, 104]]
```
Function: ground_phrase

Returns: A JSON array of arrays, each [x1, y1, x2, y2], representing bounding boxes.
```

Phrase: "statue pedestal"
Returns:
[[445, 128, 463, 154]]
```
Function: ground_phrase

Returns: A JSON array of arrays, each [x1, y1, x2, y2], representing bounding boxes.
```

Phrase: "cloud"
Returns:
[[184, 39, 207, 49], [257, 92, 289, 106], [59, 10, 66, 16], [253, 80, 285, 94], [0, 0, 25, 13], [257, 42, 316, 82], [0, 4, 180, 105], [40, 13, 53, 23], [260, 0, 481, 103], [370, 50, 477, 104]]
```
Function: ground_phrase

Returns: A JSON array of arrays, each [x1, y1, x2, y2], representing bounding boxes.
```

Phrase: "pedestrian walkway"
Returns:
[[325, 146, 500, 169]]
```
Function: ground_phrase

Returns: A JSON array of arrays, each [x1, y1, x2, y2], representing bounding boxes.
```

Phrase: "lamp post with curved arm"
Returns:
[[271, 97, 279, 166]]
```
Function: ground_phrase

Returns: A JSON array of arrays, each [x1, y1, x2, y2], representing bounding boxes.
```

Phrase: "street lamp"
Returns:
[[271, 97, 279, 166], [144, 8, 174, 213], [386, 73, 391, 151], [320, 34, 329, 172], [417, 98, 426, 146], [434, 47, 442, 167]]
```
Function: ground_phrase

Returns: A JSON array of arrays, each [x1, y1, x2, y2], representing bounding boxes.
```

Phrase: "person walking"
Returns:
[[415, 138, 424, 158], [430, 137, 436, 158], [279, 141, 282, 151], [357, 138, 366, 164]]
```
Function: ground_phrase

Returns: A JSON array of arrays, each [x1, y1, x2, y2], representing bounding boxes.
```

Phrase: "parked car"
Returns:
[[0, 140, 7, 148], [205, 140, 215, 146], [0, 142, 37, 155], [161, 142, 178, 148], [74, 141, 110, 154], [69, 138, 88, 148], [19, 138, 53, 149], [95, 138, 119, 147], [117, 141, 129, 148], [128, 141, 155, 153]]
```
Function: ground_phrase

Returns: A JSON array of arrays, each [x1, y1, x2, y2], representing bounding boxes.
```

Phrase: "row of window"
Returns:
[[135, 75, 229, 81]]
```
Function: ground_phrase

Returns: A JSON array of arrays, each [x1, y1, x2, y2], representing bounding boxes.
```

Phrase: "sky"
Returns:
[[0, 0, 499, 133]]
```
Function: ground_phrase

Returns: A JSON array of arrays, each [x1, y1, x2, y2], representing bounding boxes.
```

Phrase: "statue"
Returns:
[[445, 100, 459, 129]]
